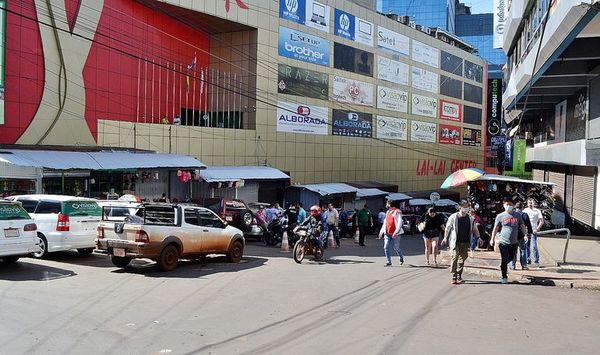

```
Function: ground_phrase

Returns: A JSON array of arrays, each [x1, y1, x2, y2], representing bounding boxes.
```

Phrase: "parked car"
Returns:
[[95, 203, 245, 271], [194, 198, 256, 236], [0, 200, 40, 263], [97, 201, 142, 221], [7, 195, 101, 258]]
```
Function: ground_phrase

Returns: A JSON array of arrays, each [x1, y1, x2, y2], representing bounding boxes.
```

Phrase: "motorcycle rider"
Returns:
[[299, 205, 324, 249]]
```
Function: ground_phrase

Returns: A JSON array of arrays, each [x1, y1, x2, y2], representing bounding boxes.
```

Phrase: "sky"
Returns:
[[466, 0, 494, 14]]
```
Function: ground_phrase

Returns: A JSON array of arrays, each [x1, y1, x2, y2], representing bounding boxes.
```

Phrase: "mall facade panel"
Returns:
[[0, 0, 487, 193]]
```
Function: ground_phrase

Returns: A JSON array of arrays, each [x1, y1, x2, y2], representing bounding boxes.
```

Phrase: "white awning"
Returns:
[[409, 198, 433, 206], [356, 188, 389, 199], [297, 183, 358, 196], [200, 166, 289, 182], [387, 192, 413, 201], [434, 199, 458, 207], [0, 149, 206, 170], [475, 174, 554, 185]]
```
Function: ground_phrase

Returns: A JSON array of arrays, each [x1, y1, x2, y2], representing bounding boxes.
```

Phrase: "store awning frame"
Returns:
[[200, 166, 289, 183], [0, 149, 206, 171], [356, 188, 389, 199], [295, 183, 358, 197]]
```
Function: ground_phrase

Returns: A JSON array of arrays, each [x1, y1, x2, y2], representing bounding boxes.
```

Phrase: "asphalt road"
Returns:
[[1, 235, 599, 355]]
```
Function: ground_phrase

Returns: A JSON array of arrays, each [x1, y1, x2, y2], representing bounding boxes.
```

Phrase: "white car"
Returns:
[[0, 200, 40, 263], [8, 195, 102, 258], [97, 201, 142, 221]]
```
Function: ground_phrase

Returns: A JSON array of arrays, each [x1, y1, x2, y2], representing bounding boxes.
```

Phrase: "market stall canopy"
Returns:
[[296, 183, 358, 196], [440, 168, 485, 188], [0, 149, 206, 170], [434, 199, 458, 207], [409, 198, 433, 206], [356, 188, 389, 199], [474, 174, 554, 185], [200, 166, 289, 183], [387, 192, 413, 201]]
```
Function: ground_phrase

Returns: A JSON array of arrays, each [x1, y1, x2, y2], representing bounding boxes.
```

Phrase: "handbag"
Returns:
[[417, 222, 426, 232]]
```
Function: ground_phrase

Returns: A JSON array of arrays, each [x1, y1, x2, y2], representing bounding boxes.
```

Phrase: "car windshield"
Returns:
[[62, 201, 102, 217], [0, 203, 31, 220]]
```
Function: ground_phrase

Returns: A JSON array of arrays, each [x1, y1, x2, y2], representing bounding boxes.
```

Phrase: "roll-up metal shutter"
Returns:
[[533, 169, 545, 183], [548, 171, 565, 211], [236, 182, 259, 203], [572, 167, 596, 227]]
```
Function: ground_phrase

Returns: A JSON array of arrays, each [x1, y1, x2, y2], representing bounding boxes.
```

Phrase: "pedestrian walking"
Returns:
[[490, 198, 529, 284], [442, 199, 480, 284], [326, 203, 340, 248], [357, 204, 372, 246], [422, 207, 445, 266], [511, 202, 533, 270], [377, 208, 386, 239], [379, 200, 404, 266], [523, 198, 544, 267], [469, 209, 481, 258]]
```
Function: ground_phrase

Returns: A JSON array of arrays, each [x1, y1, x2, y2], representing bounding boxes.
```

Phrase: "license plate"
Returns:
[[113, 248, 126, 257], [225, 216, 233, 221], [4, 228, 19, 238]]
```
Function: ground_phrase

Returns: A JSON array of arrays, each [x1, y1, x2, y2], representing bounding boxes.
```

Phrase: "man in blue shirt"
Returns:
[[296, 202, 307, 224]]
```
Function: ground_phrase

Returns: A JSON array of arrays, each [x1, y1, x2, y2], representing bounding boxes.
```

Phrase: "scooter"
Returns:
[[264, 215, 289, 246]]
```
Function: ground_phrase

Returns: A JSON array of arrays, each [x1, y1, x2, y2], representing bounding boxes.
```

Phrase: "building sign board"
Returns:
[[276, 101, 328, 135], [278, 26, 330, 66], [332, 110, 373, 137], [332, 75, 374, 107], [411, 94, 437, 118], [411, 120, 437, 143], [277, 64, 328, 100], [377, 86, 408, 113], [376, 115, 408, 140]]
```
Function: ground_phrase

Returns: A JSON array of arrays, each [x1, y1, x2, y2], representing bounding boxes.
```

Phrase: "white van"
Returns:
[[8, 195, 101, 258], [0, 200, 40, 263]]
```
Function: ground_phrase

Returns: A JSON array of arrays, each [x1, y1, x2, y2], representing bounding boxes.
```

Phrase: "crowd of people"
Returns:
[[253, 196, 545, 285]]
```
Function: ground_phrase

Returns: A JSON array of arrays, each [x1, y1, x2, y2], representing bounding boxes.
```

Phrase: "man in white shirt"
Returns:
[[523, 199, 544, 267]]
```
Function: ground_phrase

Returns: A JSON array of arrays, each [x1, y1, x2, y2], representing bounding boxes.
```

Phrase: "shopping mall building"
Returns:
[[0, 0, 488, 201]]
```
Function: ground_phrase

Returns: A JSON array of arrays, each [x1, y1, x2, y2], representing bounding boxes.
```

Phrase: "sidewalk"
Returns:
[[440, 237, 600, 290]]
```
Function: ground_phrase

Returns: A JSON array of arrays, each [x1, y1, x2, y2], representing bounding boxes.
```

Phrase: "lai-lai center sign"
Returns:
[[415, 159, 478, 177]]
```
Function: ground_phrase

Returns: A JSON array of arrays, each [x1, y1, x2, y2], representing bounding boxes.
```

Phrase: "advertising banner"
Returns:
[[412, 67, 438, 93], [276, 101, 328, 135], [439, 124, 461, 145], [377, 86, 408, 113], [333, 42, 373, 76], [277, 64, 328, 100], [376, 115, 408, 140], [332, 75, 374, 107], [412, 41, 440, 68], [332, 110, 373, 138], [439, 99, 462, 122], [493, 0, 507, 48], [376, 56, 409, 86], [278, 26, 330, 66], [462, 128, 482, 147], [377, 26, 409, 57], [411, 120, 437, 143], [411, 94, 437, 118], [486, 78, 504, 158], [334, 9, 374, 46], [280, 0, 330, 33]]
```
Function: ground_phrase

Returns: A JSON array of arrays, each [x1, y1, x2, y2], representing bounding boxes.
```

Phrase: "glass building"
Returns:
[[455, 13, 506, 78], [377, 0, 457, 33]]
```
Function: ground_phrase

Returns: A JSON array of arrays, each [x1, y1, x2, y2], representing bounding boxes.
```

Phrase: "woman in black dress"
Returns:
[[422, 207, 445, 265]]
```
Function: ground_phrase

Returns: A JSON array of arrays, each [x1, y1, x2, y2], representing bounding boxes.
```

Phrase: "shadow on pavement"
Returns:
[[30, 251, 115, 268], [111, 256, 267, 278], [0, 260, 76, 281]]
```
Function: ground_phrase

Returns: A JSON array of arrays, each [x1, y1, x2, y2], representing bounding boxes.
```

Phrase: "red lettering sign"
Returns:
[[225, 0, 249, 12], [416, 159, 478, 176]]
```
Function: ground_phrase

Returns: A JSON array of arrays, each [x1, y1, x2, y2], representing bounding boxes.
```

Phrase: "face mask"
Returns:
[[504, 205, 514, 212], [461, 207, 470, 214]]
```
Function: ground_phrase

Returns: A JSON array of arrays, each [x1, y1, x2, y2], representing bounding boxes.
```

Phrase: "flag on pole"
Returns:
[[186, 54, 196, 94]]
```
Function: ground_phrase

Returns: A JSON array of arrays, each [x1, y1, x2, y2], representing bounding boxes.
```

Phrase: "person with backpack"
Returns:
[[442, 199, 480, 284], [379, 200, 404, 266]]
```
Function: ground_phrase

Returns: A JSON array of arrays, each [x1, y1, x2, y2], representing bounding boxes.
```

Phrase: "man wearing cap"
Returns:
[[442, 199, 480, 284]]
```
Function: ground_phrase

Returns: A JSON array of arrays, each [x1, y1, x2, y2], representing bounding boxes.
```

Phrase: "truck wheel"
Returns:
[[227, 240, 244, 263], [111, 255, 131, 268], [238, 210, 253, 232], [158, 244, 180, 271]]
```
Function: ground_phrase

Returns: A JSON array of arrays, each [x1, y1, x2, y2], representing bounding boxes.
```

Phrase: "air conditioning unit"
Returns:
[[415, 24, 422, 31], [401, 16, 410, 25], [386, 13, 400, 21], [409, 21, 416, 29], [424, 27, 431, 35]]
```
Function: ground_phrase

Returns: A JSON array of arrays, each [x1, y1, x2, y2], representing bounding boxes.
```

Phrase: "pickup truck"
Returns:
[[95, 203, 245, 271]]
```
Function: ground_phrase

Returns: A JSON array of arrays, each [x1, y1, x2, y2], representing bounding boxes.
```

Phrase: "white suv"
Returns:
[[8, 195, 102, 258], [0, 200, 39, 263]]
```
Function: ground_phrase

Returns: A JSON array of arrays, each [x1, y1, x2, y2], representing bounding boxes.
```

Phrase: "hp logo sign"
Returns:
[[339, 14, 350, 31], [285, 0, 298, 13]]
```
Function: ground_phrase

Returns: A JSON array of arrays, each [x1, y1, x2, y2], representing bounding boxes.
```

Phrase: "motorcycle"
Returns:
[[292, 225, 324, 264], [264, 215, 294, 246]]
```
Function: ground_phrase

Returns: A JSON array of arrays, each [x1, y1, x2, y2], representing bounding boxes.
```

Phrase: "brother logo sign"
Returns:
[[279, 26, 330, 66]]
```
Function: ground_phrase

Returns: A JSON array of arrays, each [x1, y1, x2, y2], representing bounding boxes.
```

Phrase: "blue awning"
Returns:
[[200, 166, 289, 182], [387, 192, 413, 201], [296, 183, 358, 196], [0, 149, 206, 170]]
